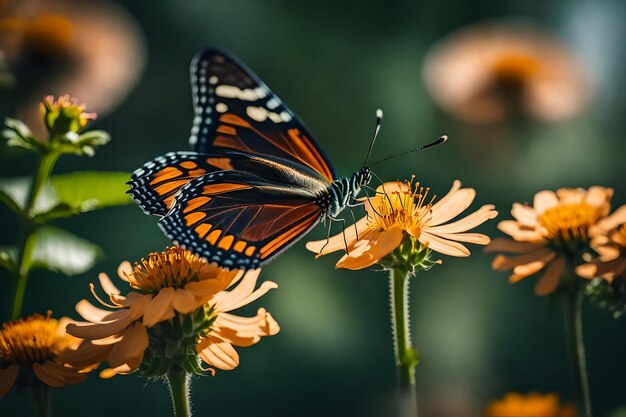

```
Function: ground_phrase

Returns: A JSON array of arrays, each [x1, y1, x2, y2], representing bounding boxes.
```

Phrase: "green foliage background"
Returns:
[[1, 0, 626, 416]]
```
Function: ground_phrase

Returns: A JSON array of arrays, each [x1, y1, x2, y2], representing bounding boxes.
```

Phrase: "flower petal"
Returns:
[[497, 220, 546, 242], [429, 181, 476, 226], [98, 272, 120, 295], [66, 309, 134, 340], [593, 205, 626, 236], [60, 341, 111, 369], [214, 308, 280, 347], [33, 361, 86, 388], [535, 256, 566, 295], [425, 204, 497, 234], [143, 288, 176, 327], [434, 232, 491, 245], [198, 337, 240, 370], [336, 228, 403, 270], [172, 288, 198, 314], [108, 322, 148, 368], [492, 248, 555, 271], [215, 276, 278, 313], [419, 231, 470, 257], [533, 190, 559, 213], [484, 238, 546, 253], [75, 299, 116, 323], [511, 203, 538, 227], [0, 364, 19, 399], [117, 261, 133, 282]]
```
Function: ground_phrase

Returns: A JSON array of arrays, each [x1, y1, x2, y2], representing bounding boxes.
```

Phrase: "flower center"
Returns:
[[124, 247, 206, 292], [0, 315, 67, 365], [491, 53, 541, 87], [370, 178, 435, 232], [537, 202, 603, 243]]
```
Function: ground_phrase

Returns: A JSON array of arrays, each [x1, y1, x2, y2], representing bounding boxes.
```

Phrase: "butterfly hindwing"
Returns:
[[159, 171, 323, 269], [189, 48, 336, 182], [127, 151, 235, 216]]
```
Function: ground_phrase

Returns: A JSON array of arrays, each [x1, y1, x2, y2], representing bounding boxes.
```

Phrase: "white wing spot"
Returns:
[[209, 76, 218, 85], [267, 98, 280, 109], [216, 85, 261, 101], [216, 103, 228, 113], [246, 106, 291, 123]]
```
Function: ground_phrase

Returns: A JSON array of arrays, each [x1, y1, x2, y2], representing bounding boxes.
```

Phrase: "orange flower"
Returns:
[[577, 206, 626, 283], [423, 22, 588, 124], [0, 313, 90, 398], [0, 0, 146, 136], [486, 187, 614, 295], [485, 393, 577, 417], [66, 247, 279, 377], [306, 179, 497, 270]]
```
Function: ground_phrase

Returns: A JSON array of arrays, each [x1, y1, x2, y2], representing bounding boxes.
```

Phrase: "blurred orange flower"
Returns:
[[487, 187, 614, 295], [0, 313, 90, 398], [577, 206, 626, 283], [306, 179, 497, 270], [66, 247, 279, 377], [423, 22, 589, 124], [0, 0, 145, 134], [485, 393, 577, 417]]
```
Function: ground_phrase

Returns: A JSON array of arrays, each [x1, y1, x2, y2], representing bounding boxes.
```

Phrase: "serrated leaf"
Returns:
[[0, 246, 17, 272], [31, 226, 102, 276]]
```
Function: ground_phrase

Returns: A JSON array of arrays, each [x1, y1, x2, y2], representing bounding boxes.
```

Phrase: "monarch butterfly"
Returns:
[[128, 48, 445, 270]]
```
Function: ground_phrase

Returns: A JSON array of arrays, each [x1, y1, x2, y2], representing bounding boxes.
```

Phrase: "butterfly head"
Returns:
[[358, 166, 372, 187]]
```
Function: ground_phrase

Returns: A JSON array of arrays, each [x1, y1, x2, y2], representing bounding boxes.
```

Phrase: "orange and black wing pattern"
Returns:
[[127, 152, 235, 216], [159, 171, 323, 269], [189, 48, 335, 182]]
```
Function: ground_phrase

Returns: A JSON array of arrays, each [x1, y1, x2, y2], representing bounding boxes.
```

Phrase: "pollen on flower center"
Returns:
[[0, 314, 67, 364], [491, 53, 541, 86], [124, 247, 206, 292], [537, 202, 603, 242], [369, 178, 435, 232]]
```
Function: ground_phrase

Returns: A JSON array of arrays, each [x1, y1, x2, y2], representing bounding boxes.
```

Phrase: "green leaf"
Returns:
[[47, 171, 132, 214], [31, 226, 102, 276], [3, 118, 44, 152], [0, 246, 17, 272], [0, 176, 62, 216]]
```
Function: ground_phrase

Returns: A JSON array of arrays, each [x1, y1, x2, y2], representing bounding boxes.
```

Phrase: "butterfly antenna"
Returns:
[[363, 109, 383, 167], [370, 135, 448, 167]]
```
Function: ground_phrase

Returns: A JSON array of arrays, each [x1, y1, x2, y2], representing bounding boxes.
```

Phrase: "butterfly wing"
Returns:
[[127, 152, 236, 216], [189, 48, 336, 182], [159, 171, 323, 269]]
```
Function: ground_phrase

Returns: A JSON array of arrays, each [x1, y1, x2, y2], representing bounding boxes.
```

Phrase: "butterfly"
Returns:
[[128, 48, 445, 270]]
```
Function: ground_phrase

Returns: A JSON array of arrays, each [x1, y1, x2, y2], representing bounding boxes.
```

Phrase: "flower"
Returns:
[[41, 94, 96, 136], [0, 0, 145, 137], [486, 187, 614, 295], [423, 21, 588, 124], [577, 206, 626, 283], [306, 178, 497, 270], [0, 313, 89, 398], [66, 247, 279, 378], [485, 393, 577, 417]]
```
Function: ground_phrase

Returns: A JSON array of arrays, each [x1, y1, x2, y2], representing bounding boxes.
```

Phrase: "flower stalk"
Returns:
[[389, 267, 419, 417], [166, 368, 191, 417], [32, 384, 51, 417], [11, 150, 59, 319], [562, 282, 592, 417]]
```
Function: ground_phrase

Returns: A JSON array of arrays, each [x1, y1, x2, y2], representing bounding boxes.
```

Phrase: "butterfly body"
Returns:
[[128, 48, 372, 270]]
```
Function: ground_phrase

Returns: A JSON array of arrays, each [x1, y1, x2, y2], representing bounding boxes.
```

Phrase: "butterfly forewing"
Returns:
[[189, 48, 336, 182], [159, 171, 323, 269]]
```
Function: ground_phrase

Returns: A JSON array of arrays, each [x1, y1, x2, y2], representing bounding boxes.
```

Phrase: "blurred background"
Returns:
[[1, 0, 625, 416]]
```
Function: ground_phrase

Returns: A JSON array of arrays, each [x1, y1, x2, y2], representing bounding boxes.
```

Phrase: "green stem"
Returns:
[[166, 368, 192, 417], [10, 151, 59, 319], [389, 268, 418, 417], [563, 285, 592, 417], [32, 384, 51, 417]]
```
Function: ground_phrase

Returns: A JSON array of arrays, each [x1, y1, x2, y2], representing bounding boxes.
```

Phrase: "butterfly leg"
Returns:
[[328, 216, 350, 255], [317, 218, 335, 256]]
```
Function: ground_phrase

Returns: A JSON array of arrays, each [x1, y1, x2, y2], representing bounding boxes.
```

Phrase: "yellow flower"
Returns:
[[66, 247, 279, 377], [485, 392, 577, 417], [577, 206, 626, 283], [486, 187, 614, 295], [306, 179, 497, 270], [0, 313, 89, 398], [423, 22, 589, 124]]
